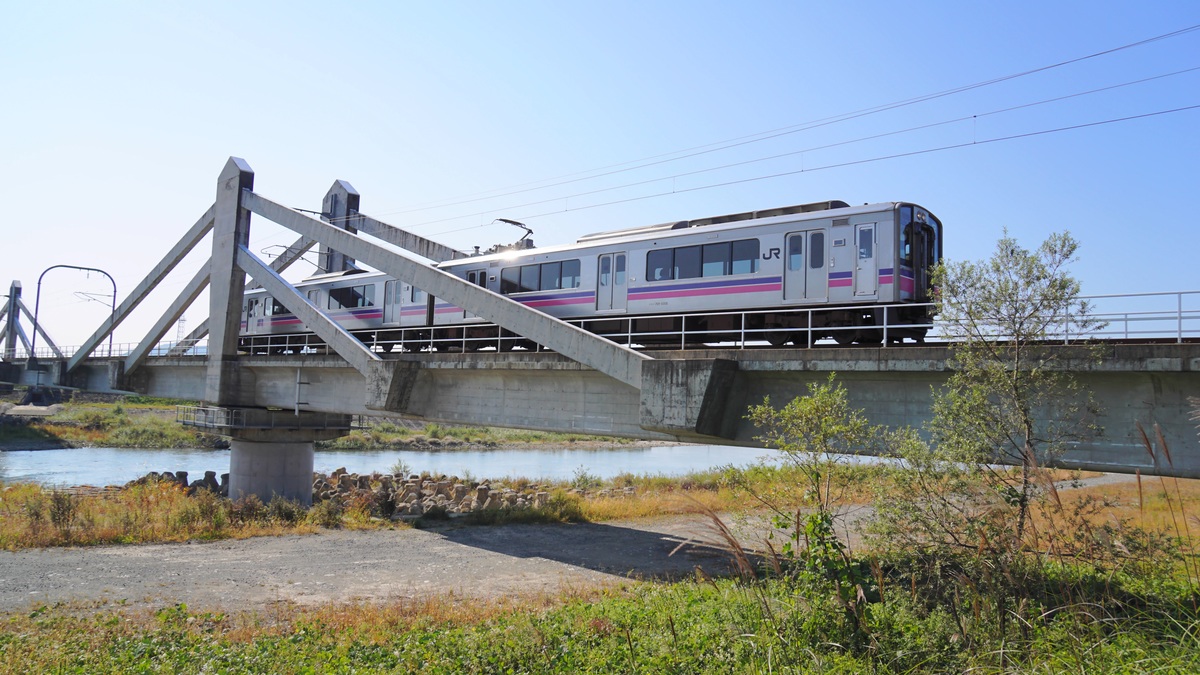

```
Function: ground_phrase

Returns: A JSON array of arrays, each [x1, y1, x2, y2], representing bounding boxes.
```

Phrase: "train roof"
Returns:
[[575, 200, 850, 243], [441, 199, 904, 268]]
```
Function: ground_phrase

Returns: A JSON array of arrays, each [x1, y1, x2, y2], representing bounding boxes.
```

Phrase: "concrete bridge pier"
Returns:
[[178, 407, 353, 506], [227, 433, 319, 506]]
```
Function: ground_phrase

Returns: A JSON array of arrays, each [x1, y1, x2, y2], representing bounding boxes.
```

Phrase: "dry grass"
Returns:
[[0, 481, 321, 549]]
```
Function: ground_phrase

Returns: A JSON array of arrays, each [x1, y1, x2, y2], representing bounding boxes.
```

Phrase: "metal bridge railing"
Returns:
[[176, 406, 353, 430], [5, 290, 1197, 362]]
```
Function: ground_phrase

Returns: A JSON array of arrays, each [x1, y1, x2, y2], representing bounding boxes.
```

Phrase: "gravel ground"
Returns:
[[0, 515, 745, 613]]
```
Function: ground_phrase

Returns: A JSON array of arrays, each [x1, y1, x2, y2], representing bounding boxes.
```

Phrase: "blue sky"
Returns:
[[2, 1, 1198, 346]]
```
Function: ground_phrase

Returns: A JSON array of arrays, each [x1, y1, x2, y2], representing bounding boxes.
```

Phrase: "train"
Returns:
[[239, 199, 942, 353]]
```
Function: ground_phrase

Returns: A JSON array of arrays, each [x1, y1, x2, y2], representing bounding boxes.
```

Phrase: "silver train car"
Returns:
[[239, 200, 942, 352]]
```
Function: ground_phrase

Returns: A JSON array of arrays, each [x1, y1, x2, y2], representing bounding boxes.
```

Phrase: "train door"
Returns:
[[855, 223, 877, 296], [463, 269, 487, 319], [245, 298, 266, 334], [383, 281, 399, 325], [783, 231, 827, 303], [596, 253, 627, 312]]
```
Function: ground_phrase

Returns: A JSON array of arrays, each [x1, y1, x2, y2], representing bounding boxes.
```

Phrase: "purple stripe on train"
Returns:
[[628, 276, 783, 296], [829, 271, 853, 288]]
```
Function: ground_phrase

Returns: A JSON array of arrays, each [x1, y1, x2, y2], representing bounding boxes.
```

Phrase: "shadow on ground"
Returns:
[[432, 518, 760, 580]]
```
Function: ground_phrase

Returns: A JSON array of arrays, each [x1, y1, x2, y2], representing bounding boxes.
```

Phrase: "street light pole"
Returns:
[[32, 265, 118, 358]]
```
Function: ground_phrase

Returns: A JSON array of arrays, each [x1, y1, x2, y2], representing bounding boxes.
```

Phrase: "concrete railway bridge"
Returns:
[[2, 158, 1198, 503]]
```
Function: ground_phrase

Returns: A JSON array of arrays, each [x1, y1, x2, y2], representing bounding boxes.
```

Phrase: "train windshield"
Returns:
[[899, 205, 942, 302]]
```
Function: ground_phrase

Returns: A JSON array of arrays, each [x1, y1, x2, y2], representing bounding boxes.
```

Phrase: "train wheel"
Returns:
[[765, 330, 791, 347]]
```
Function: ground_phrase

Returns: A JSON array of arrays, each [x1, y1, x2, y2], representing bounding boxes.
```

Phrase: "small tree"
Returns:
[[928, 230, 1104, 543], [745, 374, 879, 638]]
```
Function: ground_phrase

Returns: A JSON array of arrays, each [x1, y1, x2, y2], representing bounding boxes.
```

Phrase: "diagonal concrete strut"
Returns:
[[241, 191, 650, 389]]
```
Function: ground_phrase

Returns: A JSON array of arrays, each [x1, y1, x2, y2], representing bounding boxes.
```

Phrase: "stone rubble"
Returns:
[[125, 467, 640, 518]]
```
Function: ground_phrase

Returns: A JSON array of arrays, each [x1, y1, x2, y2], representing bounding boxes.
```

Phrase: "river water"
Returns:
[[0, 444, 779, 488]]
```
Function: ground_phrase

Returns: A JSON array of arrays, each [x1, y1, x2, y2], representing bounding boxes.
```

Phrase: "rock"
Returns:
[[175, 471, 189, 488], [220, 473, 230, 497], [533, 492, 549, 508], [452, 484, 468, 502], [203, 471, 220, 492]]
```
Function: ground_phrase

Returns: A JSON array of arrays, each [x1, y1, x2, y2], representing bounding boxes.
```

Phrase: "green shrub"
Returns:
[[308, 499, 344, 528], [266, 496, 305, 525]]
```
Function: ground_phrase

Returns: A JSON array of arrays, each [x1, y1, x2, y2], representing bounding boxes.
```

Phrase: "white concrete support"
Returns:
[[206, 158, 255, 405], [242, 191, 650, 388], [228, 439, 315, 506], [169, 235, 317, 356], [235, 245, 380, 374], [67, 205, 215, 373], [351, 211, 466, 262], [2, 281, 20, 358], [16, 293, 62, 359], [320, 181, 359, 273], [125, 265, 210, 373]]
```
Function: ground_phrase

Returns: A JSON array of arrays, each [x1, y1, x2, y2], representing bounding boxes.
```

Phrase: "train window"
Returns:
[[675, 245, 701, 279], [519, 265, 539, 293], [858, 229, 873, 260], [246, 298, 259, 318], [264, 298, 290, 316], [613, 255, 625, 285], [411, 287, 427, 303], [732, 239, 760, 274], [328, 284, 374, 309], [647, 249, 672, 282], [810, 233, 825, 269], [307, 289, 320, 305], [599, 256, 611, 288], [540, 262, 562, 290], [702, 243, 730, 277], [788, 236, 803, 271], [500, 267, 520, 294], [562, 259, 582, 288]]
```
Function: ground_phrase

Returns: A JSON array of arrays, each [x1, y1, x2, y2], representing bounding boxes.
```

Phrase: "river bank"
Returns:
[[0, 398, 654, 454]]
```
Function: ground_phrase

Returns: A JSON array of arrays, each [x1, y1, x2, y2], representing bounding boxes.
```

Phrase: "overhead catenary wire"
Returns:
[[343, 23, 1200, 225], [391, 67, 1200, 233], [422, 103, 1200, 234]]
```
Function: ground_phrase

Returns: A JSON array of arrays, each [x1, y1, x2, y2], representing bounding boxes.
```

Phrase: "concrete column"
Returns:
[[205, 158, 255, 405], [228, 439, 315, 506], [319, 180, 360, 273], [4, 281, 21, 358]]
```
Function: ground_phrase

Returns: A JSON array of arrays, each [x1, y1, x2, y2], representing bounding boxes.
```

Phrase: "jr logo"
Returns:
[[761, 248, 781, 260]]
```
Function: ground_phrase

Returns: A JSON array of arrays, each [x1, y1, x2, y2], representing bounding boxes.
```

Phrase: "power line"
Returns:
[[358, 23, 1200, 223], [423, 103, 1200, 234], [400, 68, 1200, 232]]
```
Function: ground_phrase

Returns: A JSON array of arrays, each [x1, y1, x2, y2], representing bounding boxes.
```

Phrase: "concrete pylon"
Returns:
[[319, 180, 359, 273], [205, 158, 255, 406], [3, 281, 20, 358]]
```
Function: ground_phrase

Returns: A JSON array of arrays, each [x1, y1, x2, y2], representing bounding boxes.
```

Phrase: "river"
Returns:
[[0, 444, 779, 488]]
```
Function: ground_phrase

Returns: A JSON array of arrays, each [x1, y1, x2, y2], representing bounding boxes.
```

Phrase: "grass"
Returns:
[[0, 481, 345, 549], [318, 420, 632, 449], [0, 569, 1195, 673], [0, 461, 1197, 671], [1, 402, 213, 449]]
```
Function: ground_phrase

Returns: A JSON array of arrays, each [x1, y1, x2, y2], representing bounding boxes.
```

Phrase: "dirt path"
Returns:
[[0, 515, 740, 613]]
